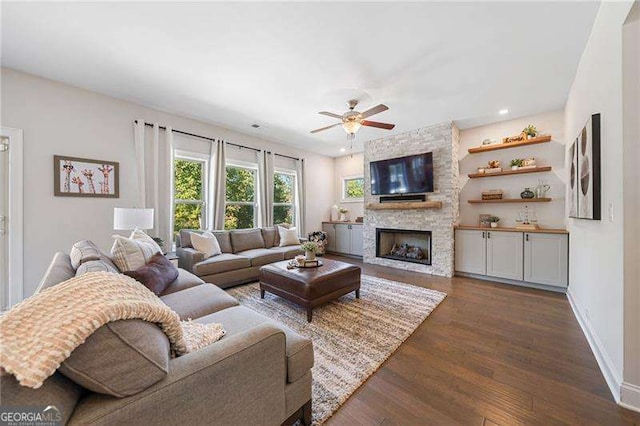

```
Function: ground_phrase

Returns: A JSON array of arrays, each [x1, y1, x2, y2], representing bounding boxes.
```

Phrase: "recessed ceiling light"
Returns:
[[340, 148, 346, 153], [499, 109, 509, 115], [251, 124, 260, 128]]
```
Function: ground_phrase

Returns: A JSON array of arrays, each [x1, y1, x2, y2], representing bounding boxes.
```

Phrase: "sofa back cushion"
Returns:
[[179, 229, 233, 254], [35, 253, 76, 293], [58, 319, 170, 397], [261, 227, 277, 248], [229, 228, 265, 253]]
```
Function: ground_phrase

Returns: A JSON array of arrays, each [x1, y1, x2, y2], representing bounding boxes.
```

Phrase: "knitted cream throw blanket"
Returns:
[[0, 272, 226, 389]]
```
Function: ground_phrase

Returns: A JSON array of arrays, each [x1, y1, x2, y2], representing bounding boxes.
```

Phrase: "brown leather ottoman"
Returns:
[[259, 259, 361, 322]]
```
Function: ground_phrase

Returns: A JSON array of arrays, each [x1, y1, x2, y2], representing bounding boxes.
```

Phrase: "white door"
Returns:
[[524, 233, 569, 287], [322, 223, 336, 252], [350, 224, 363, 256], [486, 231, 524, 281], [334, 224, 351, 254], [0, 127, 23, 310], [455, 229, 487, 275]]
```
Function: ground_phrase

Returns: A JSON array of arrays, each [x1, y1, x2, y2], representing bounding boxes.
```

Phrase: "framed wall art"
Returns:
[[574, 113, 601, 220], [53, 155, 119, 198], [568, 138, 579, 218]]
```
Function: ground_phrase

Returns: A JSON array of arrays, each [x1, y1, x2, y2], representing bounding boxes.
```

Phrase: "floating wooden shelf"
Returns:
[[468, 135, 552, 154], [468, 198, 552, 204], [366, 201, 443, 210], [455, 225, 568, 235], [468, 166, 552, 179]]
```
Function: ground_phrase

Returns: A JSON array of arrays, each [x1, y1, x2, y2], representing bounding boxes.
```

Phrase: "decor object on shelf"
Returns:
[[54, 155, 119, 198], [522, 124, 539, 139], [355, 216, 363, 223], [338, 207, 349, 221], [572, 113, 601, 220], [468, 135, 552, 154], [510, 158, 524, 170], [520, 188, 535, 199], [487, 160, 501, 169], [482, 189, 503, 200], [503, 133, 526, 144], [330, 204, 339, 222], [482, 138, 498, 146], [301, 241, 319, 261], [535, 180, 550, 198], [477, 167, 486, 174], [520, 158, 537, 169], [515, 205, 539, 229], [489, 217, 500, 228], [479, 214, 492, 228]]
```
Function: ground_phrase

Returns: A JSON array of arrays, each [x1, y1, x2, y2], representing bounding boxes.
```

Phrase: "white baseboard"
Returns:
[[621, 382, 640, 413], [566, 288, 622, 402]]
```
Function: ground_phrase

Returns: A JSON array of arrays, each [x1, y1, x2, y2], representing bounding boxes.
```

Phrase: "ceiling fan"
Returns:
[[310, 99, 395, 139]]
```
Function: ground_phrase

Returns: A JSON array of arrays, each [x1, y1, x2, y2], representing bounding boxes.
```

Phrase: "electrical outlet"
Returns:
[[609, 202, 614, 222]]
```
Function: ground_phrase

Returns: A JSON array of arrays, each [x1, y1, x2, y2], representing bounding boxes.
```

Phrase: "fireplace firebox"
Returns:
[[375, 228, 432, 265]]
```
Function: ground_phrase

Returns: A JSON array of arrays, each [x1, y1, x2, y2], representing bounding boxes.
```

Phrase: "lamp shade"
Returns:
[[114, 208, 154, 230]]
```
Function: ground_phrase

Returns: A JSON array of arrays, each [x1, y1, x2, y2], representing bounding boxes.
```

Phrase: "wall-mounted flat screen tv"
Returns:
[[370, 152, 434, 195]]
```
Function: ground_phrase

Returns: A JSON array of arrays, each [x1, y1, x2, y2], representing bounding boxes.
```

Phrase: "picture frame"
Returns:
[[576, 114, 601, 220], [53, 155, 119, 198], [568, 138, 579, 218]]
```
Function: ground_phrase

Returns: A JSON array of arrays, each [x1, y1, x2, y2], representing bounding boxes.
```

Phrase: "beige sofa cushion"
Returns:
[[236, 248, 284, 267], [161, 268, 204, 295], [261, 227, 277, 248], [180, 229, 233, 254], [230, 229, 265, 253], [58, 320, 170, 397], [193, 253, 251, 276], [197, 306, 313, 383], [268, 245, 304, 260], [160, 284, 239, 320]]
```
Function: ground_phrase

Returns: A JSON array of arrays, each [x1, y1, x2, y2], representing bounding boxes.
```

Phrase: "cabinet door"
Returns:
[[322, 223, 336, 252], [486, 231, 524, 281], [334, 224, 351, 254], [455, 230, 487, 275], [350, 224, 363, 256], [524, 233, 568, 287]]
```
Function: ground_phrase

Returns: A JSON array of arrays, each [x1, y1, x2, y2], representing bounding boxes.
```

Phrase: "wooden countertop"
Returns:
[[455, 225, 569, 234], [322, 221, 364, 225]]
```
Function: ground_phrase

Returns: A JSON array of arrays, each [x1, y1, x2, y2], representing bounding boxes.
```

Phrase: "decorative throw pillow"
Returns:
[[76, 259, 119, 276], [278, 226, 299, 247], [130, 228, 163, 254], [190, 231, 222, 258], [110, 235, 160, 272], [69, 240, 103, 269], [123, 253, 179, 295]]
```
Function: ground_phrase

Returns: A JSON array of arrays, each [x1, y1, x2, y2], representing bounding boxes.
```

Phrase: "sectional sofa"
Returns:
[[2, 243, 314, 425], [177, 225, 304, 288]]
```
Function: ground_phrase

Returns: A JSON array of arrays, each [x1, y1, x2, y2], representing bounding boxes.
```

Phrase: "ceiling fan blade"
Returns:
[[310, 123, 342, 134], [361, 104, 389, 119], [319, 111, 343, 119], [362, 120, 395, 130]]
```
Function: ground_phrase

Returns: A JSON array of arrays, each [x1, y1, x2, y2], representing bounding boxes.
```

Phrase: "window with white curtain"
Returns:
[[173, 152, 208, 237], [225, 162, 257, 230], [273, 170, 296, 226]]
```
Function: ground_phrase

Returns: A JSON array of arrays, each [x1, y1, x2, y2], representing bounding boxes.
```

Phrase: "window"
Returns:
[[225, 164, 257, 230], [342, 176, 364, 201], [174, 155, 207, 236], [274, 171, 296, 225]]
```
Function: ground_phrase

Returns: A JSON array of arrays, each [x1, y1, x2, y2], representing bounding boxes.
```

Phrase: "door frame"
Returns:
[[1, 127, 23, 308]]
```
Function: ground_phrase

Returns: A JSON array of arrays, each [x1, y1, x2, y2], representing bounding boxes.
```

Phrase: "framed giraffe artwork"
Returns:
[[53, 155, 119, 198]]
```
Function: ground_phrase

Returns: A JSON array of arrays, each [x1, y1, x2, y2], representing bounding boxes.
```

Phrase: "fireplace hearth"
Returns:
[[376, 228, 432, 265]]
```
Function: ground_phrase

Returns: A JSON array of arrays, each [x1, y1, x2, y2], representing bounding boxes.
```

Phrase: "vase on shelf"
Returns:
[[520, 188, 535, 199], [490, 222, 498, 228], [339, 213, 347, 221]]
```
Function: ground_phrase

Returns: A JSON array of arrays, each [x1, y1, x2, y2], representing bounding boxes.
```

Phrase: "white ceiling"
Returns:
[[1, 2, 599, 157]]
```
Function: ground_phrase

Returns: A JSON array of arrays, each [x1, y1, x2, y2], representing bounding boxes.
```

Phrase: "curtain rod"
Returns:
[[135, 120, 302, 162]]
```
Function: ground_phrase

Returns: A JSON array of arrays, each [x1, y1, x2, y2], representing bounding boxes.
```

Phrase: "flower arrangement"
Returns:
[[489, 216, 500, 228], [338, 207, 349, 214], [510, 158, 524, 169], [301, 241, 318, 252], [522, 124, 538, 138]]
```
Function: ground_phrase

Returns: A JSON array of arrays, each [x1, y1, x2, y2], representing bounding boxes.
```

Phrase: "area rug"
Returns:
[[226, 274, 446, 425]]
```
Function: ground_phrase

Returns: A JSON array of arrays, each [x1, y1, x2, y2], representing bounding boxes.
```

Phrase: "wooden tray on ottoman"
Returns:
[[259, 259, 361, 322]]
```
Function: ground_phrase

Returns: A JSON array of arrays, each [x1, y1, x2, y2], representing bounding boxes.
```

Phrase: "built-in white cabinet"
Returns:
[[454, 229, 487, 275], [523, 232, 568, 287], [322, 222, 363, 257], [455, 229, 568, 290], [486, 231, 524, 281]]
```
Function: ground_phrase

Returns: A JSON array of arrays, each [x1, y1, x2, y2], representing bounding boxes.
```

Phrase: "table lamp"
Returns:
[[113, 208, 154, 231]]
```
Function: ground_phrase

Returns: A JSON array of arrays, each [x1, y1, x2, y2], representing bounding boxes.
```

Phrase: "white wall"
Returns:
[[0, 67, 335, 296], [563, 0, 635, 404], [458, 110, 566, 228], [333, 153, 364, 220]]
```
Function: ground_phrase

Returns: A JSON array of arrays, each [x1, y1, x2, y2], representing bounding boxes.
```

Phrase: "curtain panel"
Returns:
[[257, 150, 275, 228], [211, 140, 227, 230], [295, 159, 305, 237]]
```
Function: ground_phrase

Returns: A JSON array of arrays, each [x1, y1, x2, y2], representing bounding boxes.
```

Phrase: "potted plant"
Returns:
[[522, 124, 538, 139], [338, 207, 349, 222], [301, 241, 318, 261], [510, 158, 523, 170], [489, 217, 500, 228]]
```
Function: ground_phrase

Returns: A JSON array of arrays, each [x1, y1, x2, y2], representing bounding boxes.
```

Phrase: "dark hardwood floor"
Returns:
[[322, 254, 640, 425]]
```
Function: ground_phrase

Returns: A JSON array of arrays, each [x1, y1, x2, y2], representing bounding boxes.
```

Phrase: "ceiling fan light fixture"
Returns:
[[342, 120, 362, 135]]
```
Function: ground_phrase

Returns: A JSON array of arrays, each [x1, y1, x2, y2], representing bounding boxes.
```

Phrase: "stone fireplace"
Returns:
[[376, 228, 432, 265], [363, 121, 460, 277]]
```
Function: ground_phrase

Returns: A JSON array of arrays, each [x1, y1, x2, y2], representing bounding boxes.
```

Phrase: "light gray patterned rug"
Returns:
[[226, 274, 446, 425]]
